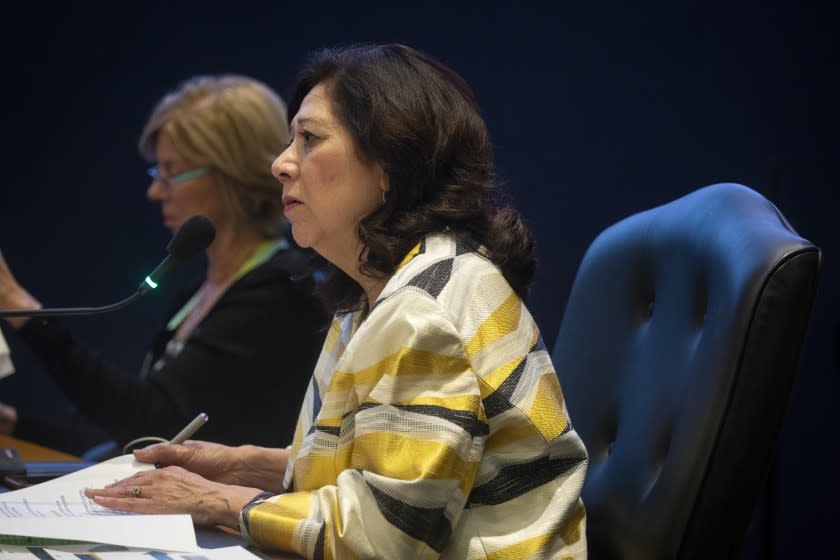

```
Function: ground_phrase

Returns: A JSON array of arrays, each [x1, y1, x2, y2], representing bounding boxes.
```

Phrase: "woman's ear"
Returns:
[[377, 168, 390, 204], [377, 165, 390, 193]]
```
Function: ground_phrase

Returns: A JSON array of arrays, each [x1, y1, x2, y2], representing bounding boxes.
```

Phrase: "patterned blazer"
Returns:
[[241, 232, 588, 559]]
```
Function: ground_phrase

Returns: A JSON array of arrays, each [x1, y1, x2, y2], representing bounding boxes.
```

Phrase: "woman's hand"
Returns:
[[0, 250, 41, 329], [0, 402, 18, 435], [133, 440, 290, 490], [83, 466, 261, 527]]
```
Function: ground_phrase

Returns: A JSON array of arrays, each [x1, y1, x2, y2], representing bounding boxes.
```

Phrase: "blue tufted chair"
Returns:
[[551, 183, 821, 559]]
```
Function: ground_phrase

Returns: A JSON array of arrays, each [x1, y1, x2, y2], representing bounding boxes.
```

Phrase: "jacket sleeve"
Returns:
[[17, 315, 186, 444], [242, 292, 487, 559]]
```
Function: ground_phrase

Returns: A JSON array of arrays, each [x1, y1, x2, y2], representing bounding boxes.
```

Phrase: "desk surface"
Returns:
[[0, 434, 298, 559], [0, 434, 80, 461]]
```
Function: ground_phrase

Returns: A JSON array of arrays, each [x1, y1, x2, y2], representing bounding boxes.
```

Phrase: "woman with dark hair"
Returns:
[[87, 44, 588, 559]]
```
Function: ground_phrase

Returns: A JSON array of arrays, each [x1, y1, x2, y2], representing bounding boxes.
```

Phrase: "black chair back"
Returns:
[[551, 183, 821, 559]]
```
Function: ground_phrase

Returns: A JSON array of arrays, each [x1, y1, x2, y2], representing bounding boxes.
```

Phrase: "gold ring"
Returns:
[[129, 486, 142, 498]]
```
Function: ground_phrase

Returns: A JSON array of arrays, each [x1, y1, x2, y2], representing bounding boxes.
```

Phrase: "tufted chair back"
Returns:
[[551, 183, 821, 559]]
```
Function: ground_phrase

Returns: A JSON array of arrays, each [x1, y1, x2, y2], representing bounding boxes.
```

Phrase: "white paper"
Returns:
[[0, 488, 126, 518], [0, 550, 40, 560], [0, 516, 197, 551], [0, 545, 264, 560], [0, 454, 155, 505], [42, 545, 263, 559], [0, 454, 198, 552], [0, 328, 14, 379]]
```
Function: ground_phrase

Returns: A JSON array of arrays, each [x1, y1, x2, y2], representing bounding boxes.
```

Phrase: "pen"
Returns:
[[169, 412, 209, 445]]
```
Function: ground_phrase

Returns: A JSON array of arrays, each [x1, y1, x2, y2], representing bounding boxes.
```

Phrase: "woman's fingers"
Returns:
[[85, 484, 144, 499], [102, 470, 150, 488], [88, 494, 169, 515], [84, 466, 236, 526], [133, 440, 214, 468], [0, 402, 18, 435], [133, 442, 181, 465], [99, 466, 181, 489]]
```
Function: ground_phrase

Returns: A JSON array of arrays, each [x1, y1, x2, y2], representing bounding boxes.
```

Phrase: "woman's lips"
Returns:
[[283, 200, 301, 214]]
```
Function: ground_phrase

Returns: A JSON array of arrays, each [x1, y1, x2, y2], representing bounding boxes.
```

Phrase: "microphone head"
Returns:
[[166, 215, 216, 259]]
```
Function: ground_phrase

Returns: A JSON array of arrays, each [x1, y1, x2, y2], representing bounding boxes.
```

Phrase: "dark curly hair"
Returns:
[[287, 43, 536, 313]]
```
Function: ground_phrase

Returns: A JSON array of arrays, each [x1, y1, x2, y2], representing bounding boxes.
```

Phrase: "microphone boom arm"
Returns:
[[0, 291, 143, 318], [0, 215, 215, 320]]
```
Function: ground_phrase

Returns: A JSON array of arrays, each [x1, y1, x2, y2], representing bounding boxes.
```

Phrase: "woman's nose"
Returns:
[[271, 150, 297, 184], [146, 179, 166, 201]]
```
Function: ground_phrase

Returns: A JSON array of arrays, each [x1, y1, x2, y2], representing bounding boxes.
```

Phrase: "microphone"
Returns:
[[138, 215, 216, 295], [0, 215, 216, 319]]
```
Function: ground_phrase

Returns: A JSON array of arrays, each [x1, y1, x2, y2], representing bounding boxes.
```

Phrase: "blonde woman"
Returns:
[[0, 76, 326, 453]]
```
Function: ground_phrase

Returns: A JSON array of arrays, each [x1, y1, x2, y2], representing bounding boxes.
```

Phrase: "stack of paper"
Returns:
[[0, 544, 262, 559], [0, 454, 263, 558]]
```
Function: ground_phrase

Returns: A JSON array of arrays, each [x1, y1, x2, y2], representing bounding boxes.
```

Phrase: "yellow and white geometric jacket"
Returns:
[[241, 232, 588, 559]]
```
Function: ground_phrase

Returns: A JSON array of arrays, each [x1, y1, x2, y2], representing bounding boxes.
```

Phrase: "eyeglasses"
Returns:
[[147, 165, 213, 191]]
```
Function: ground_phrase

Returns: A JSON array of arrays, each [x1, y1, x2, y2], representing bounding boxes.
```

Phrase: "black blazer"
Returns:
[[17, 248, 328, 451]]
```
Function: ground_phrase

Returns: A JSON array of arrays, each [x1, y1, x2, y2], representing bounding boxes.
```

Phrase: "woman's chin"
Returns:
[[163, 216, 182, 233], [291, 230, 312, 249]]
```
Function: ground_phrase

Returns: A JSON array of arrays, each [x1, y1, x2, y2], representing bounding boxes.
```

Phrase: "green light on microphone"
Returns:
[[144, 276, 159, 289]]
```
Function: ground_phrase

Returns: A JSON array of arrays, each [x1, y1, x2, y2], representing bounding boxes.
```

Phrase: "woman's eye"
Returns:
[[301, 130, 316, 143]]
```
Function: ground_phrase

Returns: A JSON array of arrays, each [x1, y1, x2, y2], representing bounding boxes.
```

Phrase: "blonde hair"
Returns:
[[139, 75, 289, 238]]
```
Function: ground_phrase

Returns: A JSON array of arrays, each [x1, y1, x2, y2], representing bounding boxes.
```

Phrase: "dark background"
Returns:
[[1, 1, 836, 556]]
